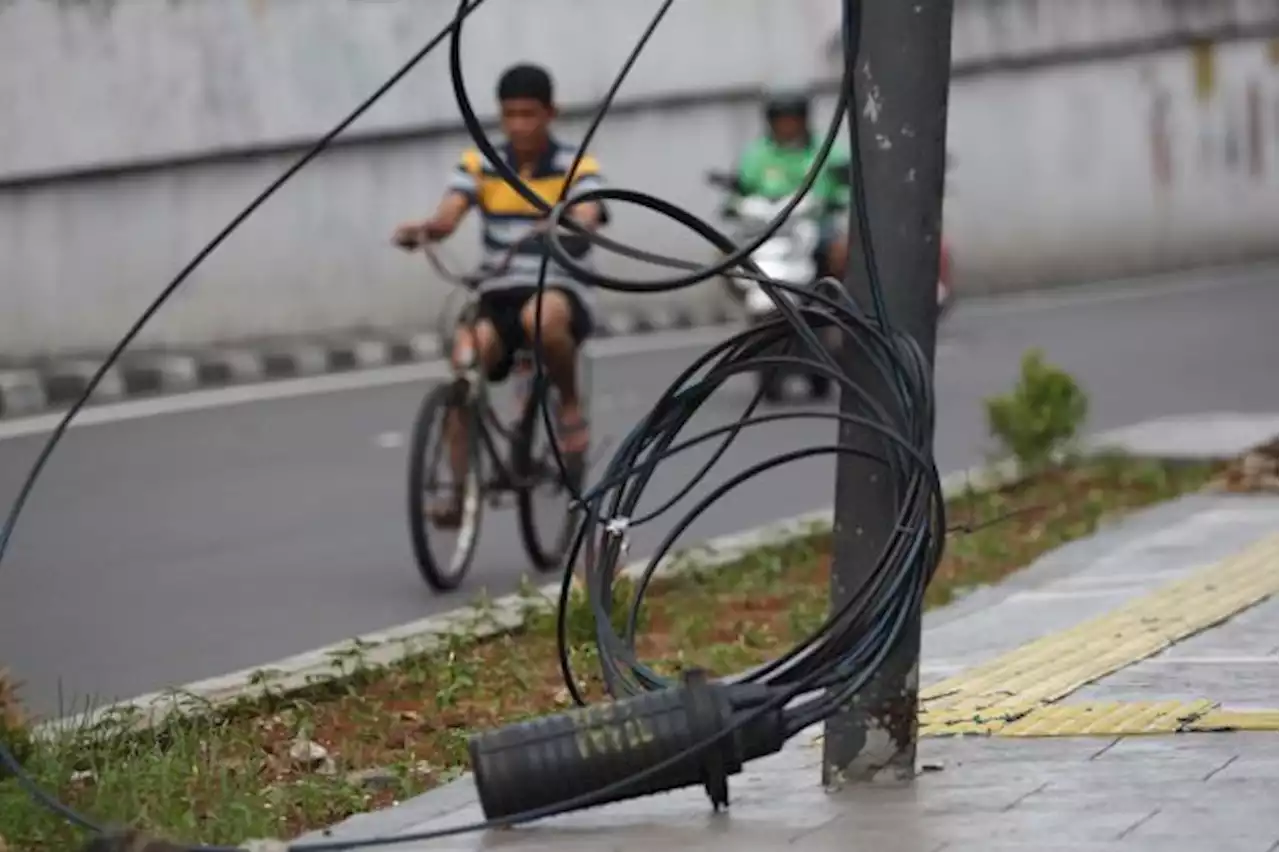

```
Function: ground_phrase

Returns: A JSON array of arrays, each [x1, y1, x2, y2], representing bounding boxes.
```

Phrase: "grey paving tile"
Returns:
[[1123, 806, 1277, 852], [786, 820, 950, 852], [1083, 743, 1248, 783], [947, 839, 1274, 844], [917, 736, 1107, 767], [1158, 598, 1279, 657], [835, 803, 1164, 845], [1074, 660, 1279, 707], [1073, 597, 1279, 707], [1213, 736, 1280, 777], [1094, 731, 1276, 763]]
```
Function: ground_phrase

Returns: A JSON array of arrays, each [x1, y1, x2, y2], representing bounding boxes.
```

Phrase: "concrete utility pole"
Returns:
[[823, 0, 955, 786]]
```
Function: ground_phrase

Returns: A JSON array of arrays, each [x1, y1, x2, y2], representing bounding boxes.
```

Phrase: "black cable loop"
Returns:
[[0, 0, 948, 847], [574, 381, 941, 697], [441, 0, 859, 513]]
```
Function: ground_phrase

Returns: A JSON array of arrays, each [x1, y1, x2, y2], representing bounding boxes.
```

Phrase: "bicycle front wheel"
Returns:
[[407, 381, 484, 591], [513, 388, 582, 573]]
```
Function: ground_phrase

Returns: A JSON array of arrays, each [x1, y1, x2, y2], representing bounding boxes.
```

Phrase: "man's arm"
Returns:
[[430, 149, 483, 237], [426, 190, 472, 238], [392, 150, 479, 248], [563, 153, 608, 231]]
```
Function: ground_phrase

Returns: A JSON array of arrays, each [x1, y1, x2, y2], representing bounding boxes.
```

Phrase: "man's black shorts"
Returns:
[[471, 286, 594, 383]]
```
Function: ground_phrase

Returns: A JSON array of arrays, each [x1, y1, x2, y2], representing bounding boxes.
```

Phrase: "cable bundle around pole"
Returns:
[[0, 0, 944, 849]]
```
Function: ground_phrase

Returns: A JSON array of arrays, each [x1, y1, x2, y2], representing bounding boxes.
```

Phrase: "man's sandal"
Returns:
[[556, 409, 591, 458], [427, 491, 464, 530]]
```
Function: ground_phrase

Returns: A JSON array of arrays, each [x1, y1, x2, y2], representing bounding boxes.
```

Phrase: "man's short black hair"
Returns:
[[496, 63, 554, 107]]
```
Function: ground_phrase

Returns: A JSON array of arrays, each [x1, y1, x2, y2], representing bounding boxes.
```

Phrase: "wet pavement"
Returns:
[[297, 491, 1279, 851]]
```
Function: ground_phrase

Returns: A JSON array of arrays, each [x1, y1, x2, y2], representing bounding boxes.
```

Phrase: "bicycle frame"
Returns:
[[423, 239, 586, 496], [406, 231, 604, 588], [446, 295, 536, 494]]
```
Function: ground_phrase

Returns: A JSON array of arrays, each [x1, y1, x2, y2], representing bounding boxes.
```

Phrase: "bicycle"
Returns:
[[406, 234, 594, 591]]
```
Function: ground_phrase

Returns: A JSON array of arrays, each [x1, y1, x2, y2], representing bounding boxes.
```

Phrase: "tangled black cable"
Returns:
[[0, 0, 947, 849]]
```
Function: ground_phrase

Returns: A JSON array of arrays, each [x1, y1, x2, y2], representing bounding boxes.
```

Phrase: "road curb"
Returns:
[[0, 305, 734, 421], [29, 458, 1044, 742]]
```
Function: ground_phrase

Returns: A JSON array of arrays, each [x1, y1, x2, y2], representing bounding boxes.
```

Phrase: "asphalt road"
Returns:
[[0, 265, 1275, 718]]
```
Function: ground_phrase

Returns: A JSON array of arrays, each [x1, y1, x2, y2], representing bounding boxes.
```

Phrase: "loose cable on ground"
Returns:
[[0, 0, 946, 848]]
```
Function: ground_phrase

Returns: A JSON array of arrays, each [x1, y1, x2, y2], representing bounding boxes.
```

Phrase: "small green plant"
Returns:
[[984, 348, 1089, 470]]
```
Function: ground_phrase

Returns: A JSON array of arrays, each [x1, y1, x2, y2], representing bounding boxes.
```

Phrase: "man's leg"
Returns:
[[518, 288, 588, 455], [431, 318, 504, 527]]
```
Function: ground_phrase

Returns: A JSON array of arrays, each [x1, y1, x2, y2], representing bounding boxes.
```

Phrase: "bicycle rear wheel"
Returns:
[[513, 387, 583, 573], [407, 381, 484, 591]]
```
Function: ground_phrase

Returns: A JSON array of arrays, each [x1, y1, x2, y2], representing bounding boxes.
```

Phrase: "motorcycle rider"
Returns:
[[733, 90, 850, 285], [734, 90, 955, 313]]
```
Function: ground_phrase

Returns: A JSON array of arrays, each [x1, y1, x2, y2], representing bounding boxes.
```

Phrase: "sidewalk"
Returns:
[[298, 491, 1279, 852]]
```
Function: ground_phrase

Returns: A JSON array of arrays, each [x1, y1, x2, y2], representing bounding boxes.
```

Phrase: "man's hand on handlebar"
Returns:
[[392, 218, 453, 251], [526, 216, 596, 260]]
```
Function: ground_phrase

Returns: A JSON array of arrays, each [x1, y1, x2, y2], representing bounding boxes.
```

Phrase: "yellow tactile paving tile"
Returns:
[[918, 704, 1036, 737], [1186, 709, 1280, 732], [921, 534, 1279, 715], [816, 701, 1278, 744], [917, 701, 1280, 739], [994, 700, 1218, 737]]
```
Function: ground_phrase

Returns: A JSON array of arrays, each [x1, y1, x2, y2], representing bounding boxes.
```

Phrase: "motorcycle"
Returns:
[[705, 170, 840, 402], [707, 160, 957, 403]]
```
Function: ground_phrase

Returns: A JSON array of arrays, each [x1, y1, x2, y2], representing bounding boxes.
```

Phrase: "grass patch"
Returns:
[[0, 454, 1233, 849]]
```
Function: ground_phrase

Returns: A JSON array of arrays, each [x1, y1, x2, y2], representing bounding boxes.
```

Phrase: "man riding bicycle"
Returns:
[[393, 63, 607, 527], [734, 90, 851, 284]]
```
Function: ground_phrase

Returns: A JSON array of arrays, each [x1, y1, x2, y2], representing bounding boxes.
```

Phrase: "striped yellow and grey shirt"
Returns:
[[444, 138, 609, 299]]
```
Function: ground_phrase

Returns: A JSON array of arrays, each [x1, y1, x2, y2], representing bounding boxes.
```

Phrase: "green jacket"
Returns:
[[735, 136, 849, 212]]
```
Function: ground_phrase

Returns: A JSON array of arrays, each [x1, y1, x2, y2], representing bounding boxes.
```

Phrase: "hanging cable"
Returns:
[[1, 0, 947, 848]]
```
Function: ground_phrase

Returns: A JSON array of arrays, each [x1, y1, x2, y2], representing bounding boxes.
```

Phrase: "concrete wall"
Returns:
[[0, 0, 1276, 360], [942, 37, 1278, 288], [0, 0, 840, 179]]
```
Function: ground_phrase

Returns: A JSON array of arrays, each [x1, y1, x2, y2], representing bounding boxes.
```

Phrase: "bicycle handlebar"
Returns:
[[419, 222, 552, 291]]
